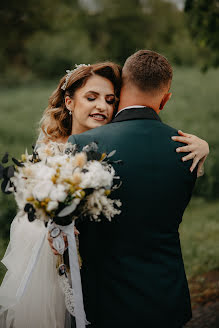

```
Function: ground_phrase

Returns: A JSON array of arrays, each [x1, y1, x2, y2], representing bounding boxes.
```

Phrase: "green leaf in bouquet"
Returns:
[[1, 179, 12, 194], [0, 164, 4, 179], [12, 157, 24, 167], [57, 201, 78, 217], [107, 150, 116, 158], [6, 166, 14, 179]]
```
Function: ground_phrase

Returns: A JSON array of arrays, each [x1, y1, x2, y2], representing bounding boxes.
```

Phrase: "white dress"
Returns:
[[0, 211, 67, 328]]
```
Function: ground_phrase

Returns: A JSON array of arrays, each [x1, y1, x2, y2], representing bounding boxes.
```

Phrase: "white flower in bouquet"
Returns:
[[80, 161, 114, 189], [87, 188, 121, 221], [47, 200, 59, 211], [49, 184, 67, 202], [32, 180, 54, 201], [35, 164, 56, 181], [1, 141, 122, 223]]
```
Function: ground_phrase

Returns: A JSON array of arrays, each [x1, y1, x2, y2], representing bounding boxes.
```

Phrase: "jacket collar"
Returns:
[[112, 106, 162, 123]]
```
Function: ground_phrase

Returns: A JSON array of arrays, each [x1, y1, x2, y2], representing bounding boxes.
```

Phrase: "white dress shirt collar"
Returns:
[[115, 105, 145, 117]]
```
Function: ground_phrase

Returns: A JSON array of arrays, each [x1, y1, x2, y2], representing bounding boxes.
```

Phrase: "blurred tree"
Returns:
[[80, 0, 148, 63], [0, 0, 63, 69], [185, 0, 219, 70], [0, 0, 206, 80]]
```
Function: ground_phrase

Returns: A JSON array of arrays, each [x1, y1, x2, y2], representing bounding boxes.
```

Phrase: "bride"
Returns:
[[0, 61, 209, 328]]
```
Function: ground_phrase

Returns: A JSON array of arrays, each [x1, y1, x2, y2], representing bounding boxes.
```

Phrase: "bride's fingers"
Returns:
[[74, 227, 80, 235], [190, 156, 200, 173], [197, 156, 206, 177], [176, 145, 192, 153], [181, 152, 196, 162], [171, 136, 192, 144], [178, 130, 192, 138]]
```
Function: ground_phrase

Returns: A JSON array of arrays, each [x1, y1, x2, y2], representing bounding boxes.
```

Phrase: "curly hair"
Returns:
[[40, 62, 122, 143]]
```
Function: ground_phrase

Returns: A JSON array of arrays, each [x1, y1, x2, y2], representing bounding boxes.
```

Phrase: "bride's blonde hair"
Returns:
[[40, 62, 122, 143]]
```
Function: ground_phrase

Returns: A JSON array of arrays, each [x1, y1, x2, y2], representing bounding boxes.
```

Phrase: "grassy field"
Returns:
[[180, 198, 219, 279], [0, 67, 218, 283]]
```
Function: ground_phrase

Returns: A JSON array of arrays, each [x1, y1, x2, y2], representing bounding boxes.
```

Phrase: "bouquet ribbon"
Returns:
[[48, 220, 89, 328]]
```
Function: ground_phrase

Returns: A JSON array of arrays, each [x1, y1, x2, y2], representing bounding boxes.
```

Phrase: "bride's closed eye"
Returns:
[[106, 96, 115, 105], [87, 97, 96, 101]]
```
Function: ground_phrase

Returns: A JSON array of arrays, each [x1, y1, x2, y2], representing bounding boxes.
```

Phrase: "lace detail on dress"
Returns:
[[59, 275, 75, 317]]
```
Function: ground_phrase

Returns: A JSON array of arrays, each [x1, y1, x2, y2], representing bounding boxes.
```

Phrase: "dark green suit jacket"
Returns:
[[68, 107, 196, 328]]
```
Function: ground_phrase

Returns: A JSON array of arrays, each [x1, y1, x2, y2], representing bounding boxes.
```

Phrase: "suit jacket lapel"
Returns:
[[112, 107, 162, 123]]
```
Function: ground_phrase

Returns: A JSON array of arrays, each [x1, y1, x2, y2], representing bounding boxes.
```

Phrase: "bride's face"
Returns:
[[66, 75, 116, 134]]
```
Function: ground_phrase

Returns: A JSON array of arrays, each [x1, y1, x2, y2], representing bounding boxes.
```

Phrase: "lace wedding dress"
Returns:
[[0, 133, 68, 327], [0, 212, 67, 328]]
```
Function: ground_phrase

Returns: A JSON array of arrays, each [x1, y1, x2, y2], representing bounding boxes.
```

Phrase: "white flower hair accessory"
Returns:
[[61, 64, 91, 91]]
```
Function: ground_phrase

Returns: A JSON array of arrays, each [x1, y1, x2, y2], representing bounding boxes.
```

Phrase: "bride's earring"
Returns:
[[68, 110, 72, 115]]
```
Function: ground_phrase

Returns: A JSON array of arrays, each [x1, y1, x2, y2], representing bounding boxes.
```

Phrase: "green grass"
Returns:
[[180, 198, 219, 279], [0, 81, 55, 157]]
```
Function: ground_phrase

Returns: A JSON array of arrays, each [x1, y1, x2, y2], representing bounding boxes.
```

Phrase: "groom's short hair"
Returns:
[[123, 50, 173, 92]]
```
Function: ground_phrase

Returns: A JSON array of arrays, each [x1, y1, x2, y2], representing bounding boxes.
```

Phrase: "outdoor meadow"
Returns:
[[0, 0, 219, 316]]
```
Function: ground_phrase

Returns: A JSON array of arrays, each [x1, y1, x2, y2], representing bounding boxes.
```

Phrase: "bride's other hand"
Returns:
[[171, 130, 209, 176], [47, 227, 80, 256]]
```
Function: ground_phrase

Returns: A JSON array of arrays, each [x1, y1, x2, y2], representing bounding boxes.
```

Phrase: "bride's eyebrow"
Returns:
[[85, 91, 99, 96], [85, 91, 115, 97]]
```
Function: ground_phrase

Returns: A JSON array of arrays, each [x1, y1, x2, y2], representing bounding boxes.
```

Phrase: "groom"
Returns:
[[68, 50, 196, 328]]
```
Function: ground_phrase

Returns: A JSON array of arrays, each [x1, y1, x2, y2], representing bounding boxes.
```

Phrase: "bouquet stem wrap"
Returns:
[[48, 220, 89, 328]]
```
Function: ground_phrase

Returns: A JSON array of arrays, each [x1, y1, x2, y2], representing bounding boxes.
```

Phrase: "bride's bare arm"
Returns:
[[171, 130, 209, 177]]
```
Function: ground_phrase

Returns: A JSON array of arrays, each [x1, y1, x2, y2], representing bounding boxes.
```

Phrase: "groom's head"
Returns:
[[120, 50, 173, 113]]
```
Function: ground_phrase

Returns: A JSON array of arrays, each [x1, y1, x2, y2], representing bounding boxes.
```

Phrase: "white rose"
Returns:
[[35, 165, 56, 181], [80, 162, 114, 189], [32, 181, 54, 201], [47, 200, 59, 211], [49, 184, 67, 202]]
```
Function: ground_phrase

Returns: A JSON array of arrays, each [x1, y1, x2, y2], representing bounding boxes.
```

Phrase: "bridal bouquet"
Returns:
[[0, 142, 122, 328], [0, 142, 121, 224]]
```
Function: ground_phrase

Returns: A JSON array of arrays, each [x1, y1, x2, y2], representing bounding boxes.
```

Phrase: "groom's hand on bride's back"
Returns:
[[47, 227, 80, 256]]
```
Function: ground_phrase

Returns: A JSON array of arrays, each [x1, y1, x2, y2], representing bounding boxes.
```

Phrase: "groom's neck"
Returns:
[[117, 85, 161, 115]]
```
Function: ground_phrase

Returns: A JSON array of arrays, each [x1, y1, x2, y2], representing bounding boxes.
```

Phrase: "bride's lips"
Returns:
[[89, 113, 107, 122]]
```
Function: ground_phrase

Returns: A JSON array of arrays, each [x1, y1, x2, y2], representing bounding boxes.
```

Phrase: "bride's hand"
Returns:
[[48, 227, 80, 256], [171, 130, 209, 176]]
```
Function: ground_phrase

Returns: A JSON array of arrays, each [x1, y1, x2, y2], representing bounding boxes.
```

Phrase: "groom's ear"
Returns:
[[159, 92, 172, 110], [65, 96, 75, 111]]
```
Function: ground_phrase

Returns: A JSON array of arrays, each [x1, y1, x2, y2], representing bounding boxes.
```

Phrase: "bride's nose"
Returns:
[[95, 98, 108, 112]]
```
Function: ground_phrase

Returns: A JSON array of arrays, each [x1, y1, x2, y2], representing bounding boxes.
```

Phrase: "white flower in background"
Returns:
[[80, 162, 114, 189], [32, 181, 54, 201], [49, 184, 67, 202]]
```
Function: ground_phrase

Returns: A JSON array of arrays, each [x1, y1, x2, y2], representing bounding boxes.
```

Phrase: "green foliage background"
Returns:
[[0, 0, 212, 82]]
